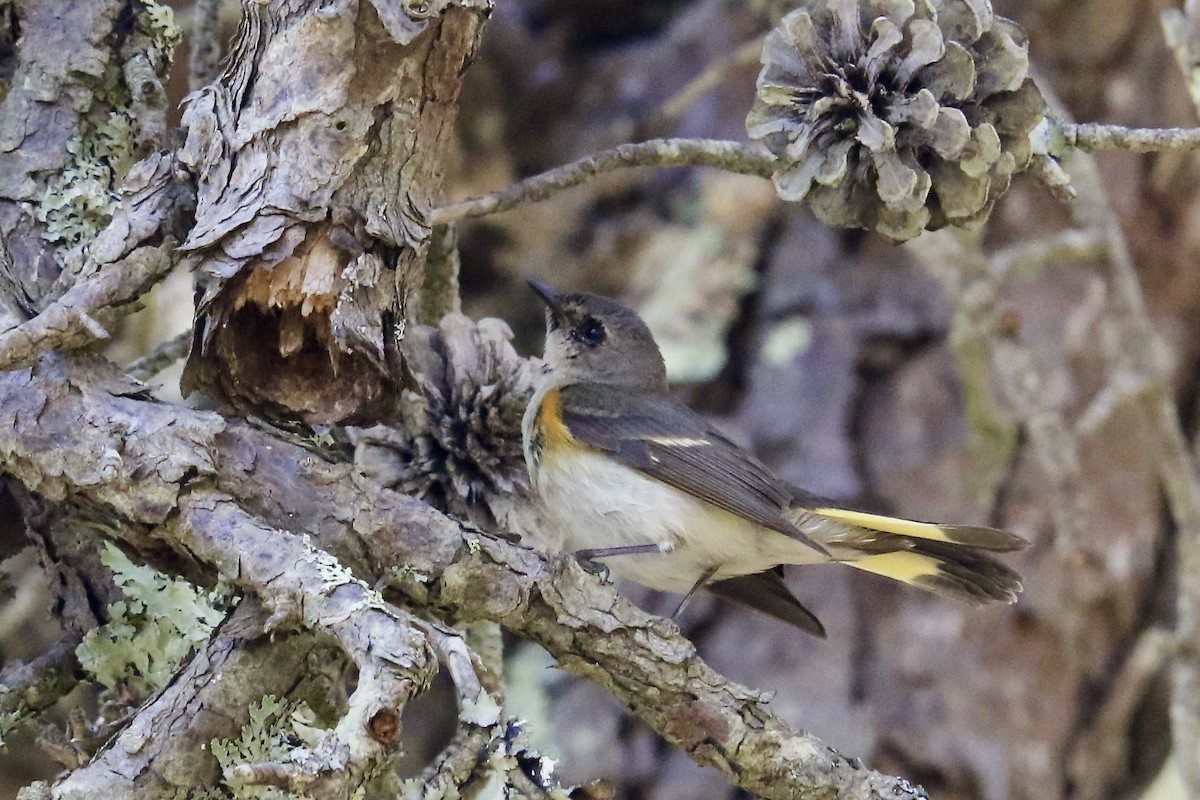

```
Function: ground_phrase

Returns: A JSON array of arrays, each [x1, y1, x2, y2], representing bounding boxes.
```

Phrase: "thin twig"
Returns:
[[428, 138, 775, 225], [125, 330, 193, 382], [989, 228, 1110, 283], [1063, 122, 1200, 153]]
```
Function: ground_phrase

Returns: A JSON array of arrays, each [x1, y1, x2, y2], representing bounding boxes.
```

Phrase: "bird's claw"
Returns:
[[573, 553, 612, 582]]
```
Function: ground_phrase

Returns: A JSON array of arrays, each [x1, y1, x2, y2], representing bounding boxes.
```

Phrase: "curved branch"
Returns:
[[173, 492, 439, 796], [0, 353, 925, 800], [427, 138, 775, 225]]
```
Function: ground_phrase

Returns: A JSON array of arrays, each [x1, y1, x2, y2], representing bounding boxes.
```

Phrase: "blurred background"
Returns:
[[3, 0, 1198, 798]]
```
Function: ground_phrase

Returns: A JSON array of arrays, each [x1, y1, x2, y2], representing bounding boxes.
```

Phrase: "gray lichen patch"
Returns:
[[32, 1, 179, 252]]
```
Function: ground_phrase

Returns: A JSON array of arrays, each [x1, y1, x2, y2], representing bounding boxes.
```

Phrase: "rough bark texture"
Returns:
[[180, 0, 490, 424], [2, 0, 1199, 798], [0, 353, 926, 800]]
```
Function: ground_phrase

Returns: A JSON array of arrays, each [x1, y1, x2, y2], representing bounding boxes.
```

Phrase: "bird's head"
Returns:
[[528, 279, 668, 393]]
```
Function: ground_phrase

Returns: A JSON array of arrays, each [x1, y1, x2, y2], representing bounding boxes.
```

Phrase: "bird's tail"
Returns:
[[790, 507, 1027, 604]]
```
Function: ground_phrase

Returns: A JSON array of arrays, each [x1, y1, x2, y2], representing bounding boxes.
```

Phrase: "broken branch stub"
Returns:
[[179, 0, 490, 424]]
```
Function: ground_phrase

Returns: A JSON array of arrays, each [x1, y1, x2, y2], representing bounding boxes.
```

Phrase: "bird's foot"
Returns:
[[570, 543, 664, 582], [573, 554, 612, 582]]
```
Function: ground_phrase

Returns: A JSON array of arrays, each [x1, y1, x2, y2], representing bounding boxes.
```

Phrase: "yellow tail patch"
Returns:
[[848, 551, 940, 585], [811, 507, 1025, 551], [813, 507, 952, 540]]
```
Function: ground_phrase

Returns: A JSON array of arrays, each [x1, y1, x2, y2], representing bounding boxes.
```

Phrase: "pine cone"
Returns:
[[746, 0, 1047, 241], [348, 314, 537, 529]]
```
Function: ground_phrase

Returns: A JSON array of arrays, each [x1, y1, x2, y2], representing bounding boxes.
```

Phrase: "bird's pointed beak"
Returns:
[[527, 278, 565, 318]]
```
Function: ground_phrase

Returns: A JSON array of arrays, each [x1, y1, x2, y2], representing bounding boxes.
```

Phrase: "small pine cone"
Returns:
[[747, 0, 1048, 241], [348, 314, 538, 529]]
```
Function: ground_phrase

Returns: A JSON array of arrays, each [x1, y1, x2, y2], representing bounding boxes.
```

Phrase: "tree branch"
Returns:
[[427, 122, 1200, 229], [0, 244, 173, 371], [0, 150, 193, 371], [172, 492, 438, 796], [53, 602, 348, 799], [427, 138, 775, 225], [0, 353, 925, 800], [1061, 122, 1200, 153], [125, 330, 193, 382]]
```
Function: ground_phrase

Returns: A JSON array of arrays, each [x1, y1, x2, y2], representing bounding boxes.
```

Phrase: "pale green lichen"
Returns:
[[301, 534, 387, 612], [33, 1, 180, 249], [211, 695, 307, 800], [76, 543, 226, 696]]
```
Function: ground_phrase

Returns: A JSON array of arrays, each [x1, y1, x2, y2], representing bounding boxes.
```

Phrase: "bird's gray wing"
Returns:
[[558, 383, 828, 555], [707, 568, 826, 637]]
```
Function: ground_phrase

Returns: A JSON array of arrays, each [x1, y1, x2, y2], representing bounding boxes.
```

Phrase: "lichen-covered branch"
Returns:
[[1061, 122, 1200, 153], [53, 602, 347, 799], [172, 492, 438, 796], [0, 149, 193, 371], [427, 138, 775, 225], [416, 537, 927, 800], [0, 353, 925, 800]]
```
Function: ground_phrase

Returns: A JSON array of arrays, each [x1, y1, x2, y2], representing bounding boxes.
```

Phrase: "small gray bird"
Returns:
[[522, 280, 1026, 636]]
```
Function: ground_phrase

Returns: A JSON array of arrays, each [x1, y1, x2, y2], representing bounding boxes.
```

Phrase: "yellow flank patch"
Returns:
[[849, 552, 939, 585], [812, 507, 952, 543], [538, 388, 579, 450]]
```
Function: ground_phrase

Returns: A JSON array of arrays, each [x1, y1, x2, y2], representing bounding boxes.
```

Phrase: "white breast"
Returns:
[[533, 446, 823, 594]]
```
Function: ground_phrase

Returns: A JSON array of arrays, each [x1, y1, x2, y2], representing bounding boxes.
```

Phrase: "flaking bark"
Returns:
[[180, 0, 491, 424], [0, 353, 925, 800]]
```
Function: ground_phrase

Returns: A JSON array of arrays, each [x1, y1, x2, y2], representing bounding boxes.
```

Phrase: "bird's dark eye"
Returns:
[[574, 318, 606, 347]]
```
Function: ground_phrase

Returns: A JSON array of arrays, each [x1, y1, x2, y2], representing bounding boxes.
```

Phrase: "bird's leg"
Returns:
[[572, 543, 665, 579], [673, 565, 718, 619]]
